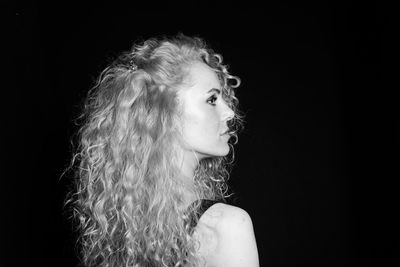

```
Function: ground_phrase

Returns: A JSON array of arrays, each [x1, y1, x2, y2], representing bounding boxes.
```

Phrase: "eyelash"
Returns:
[[207, 95, 218, 106]]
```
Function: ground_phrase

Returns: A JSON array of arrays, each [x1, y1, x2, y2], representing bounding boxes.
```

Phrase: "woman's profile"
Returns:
[[66, 34, 259, 266]]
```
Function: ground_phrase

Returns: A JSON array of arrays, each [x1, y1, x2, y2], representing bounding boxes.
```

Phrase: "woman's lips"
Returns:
[[220, 129, 230, 136]]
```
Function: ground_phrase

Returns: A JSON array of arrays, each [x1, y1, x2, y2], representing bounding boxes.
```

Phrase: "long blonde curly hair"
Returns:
[[65, 34, 243, 266]]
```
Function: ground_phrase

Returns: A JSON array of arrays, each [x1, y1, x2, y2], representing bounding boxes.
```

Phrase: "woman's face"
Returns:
[[178, 62, 234, 159]]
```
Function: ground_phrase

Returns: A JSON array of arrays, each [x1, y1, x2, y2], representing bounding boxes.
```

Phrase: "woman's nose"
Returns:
[[221, 102, 234, 122]]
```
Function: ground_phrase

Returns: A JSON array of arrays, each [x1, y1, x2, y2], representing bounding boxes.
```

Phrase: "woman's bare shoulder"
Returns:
[[199, 202, 252, 229], [195, 203, 259, 267]]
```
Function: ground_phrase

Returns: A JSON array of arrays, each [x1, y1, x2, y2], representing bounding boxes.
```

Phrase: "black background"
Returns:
[[10, 0, 397, 266]]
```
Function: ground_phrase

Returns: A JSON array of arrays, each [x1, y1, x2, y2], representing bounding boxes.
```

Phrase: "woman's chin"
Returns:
[[198, 148, 229, 158]]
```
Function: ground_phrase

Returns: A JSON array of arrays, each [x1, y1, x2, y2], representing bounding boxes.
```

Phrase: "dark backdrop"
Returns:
[[10, 1, 396, 266]]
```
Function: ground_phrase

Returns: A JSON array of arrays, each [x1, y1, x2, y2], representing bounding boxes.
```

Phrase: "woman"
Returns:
[[67, 34, 259, 266]]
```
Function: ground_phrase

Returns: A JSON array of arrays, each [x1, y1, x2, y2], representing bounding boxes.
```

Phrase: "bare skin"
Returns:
[[192, 203, 259, 267]]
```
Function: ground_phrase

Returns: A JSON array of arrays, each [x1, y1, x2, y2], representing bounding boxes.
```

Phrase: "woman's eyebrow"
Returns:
[[207, 88, 221, 95]]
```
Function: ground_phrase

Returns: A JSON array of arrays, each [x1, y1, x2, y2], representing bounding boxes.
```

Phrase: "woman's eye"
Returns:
[[207, 95, 218, 105]]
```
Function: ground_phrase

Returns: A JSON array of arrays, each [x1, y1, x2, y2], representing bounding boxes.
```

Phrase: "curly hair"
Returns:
[[65, 34, 244, 267]]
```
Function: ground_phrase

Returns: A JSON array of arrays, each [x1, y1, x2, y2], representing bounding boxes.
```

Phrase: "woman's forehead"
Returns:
[[185, 62, 221, 93]]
